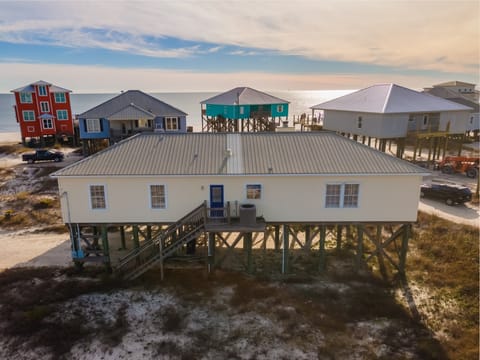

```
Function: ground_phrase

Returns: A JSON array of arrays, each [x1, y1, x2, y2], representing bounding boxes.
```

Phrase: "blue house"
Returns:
[[78, 90, 188, 153], [201, 87, 289, 132]]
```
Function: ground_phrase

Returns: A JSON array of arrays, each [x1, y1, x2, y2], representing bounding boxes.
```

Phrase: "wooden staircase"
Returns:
[[115, 202, 207, 280]]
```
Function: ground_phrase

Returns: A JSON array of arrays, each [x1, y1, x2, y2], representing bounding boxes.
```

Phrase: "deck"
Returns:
[[205, 217, 266, 232]]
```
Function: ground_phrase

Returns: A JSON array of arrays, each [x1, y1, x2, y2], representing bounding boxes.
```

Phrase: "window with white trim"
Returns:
[[38, 85, 47, 96], [86, 119, 101, 133], [325, 183, 359, 208], [246, 184, 262, 199], [277, 105, 284, 113], [54, 93, 66, 103], [23, 110, 35, 122], [150, 185, 166, 209], [90, 185, 106, 209], [42, 118, 53, 129], [20, 92, 32, 103], [40, 101, 49, 112], [165, 117, 179, 131], [57, 110, 68, 120], [239, 106, 244, 115]]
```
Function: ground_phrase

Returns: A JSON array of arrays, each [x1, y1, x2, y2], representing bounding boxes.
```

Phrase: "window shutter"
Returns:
[[100, 119, 104, 132]]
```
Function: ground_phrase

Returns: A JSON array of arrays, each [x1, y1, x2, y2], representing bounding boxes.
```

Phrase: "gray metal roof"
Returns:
[[11, 81, 71, 93], [311, 83, 472, 113], [201, 87, 289, 105], [108, 104, 156, 121], [79, 90, 188, 119], [53, 132, 428, 177]]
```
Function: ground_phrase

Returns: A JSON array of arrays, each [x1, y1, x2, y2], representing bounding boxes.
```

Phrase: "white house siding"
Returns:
[[323, 111, 408, 138], [58, 174, 422, 224], [439, 111, 469, 134]]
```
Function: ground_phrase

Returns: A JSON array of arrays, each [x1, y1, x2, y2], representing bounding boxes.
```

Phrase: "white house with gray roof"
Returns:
[[311, 83, 472, 138], [53, 132, 428, 226]]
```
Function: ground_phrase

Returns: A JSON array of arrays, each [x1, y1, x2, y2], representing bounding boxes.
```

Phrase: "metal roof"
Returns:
[[311, 83, 472, 113], [11, 81, 71, 93], [53, 132, 428, 177], [201, 87, 289, 105], [108, 104, 156, 121], [79, 90, 188, 119]]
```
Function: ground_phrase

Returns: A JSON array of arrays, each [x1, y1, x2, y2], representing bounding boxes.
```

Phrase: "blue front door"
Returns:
[[210, 185, 224, 217]]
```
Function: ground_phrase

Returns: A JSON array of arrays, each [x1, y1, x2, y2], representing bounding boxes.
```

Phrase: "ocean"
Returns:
[[0, 90, 353, 133]]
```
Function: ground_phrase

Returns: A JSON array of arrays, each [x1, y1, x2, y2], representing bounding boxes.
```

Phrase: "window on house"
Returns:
[[165, 117, 179, 131], [22, 110, 35, 122], [277, 105, 284, 113], [42, 118, 53, 129], [57, 110, 68, 120], [20, 92, 32, 103], [325, 183, 359, 208], [54, 93, 66, 103], [27, 126, 35, 133], [246, 184, 262, 199], [150, 185, 166, 209], [423, 115, 428, 126], [239, 106, 244, 115], [86, 119, 101, 133], [90, 185, 106, 209], [40, 101, 49, 112], [357, 116, 362, 128], [38, 85, 47, 96]]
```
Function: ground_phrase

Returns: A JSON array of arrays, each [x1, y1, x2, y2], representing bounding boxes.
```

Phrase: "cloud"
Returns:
[[0, 1, 478, 75]]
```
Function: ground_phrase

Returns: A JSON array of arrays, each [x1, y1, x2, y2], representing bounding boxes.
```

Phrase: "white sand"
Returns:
[[0, 131, 22, 144]]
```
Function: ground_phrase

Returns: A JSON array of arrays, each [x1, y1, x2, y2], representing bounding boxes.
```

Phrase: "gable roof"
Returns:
[[108, 104, 156, 120], [201, 87, 289, 105], [78, 90, 187, 119], [311, 83, 472, 113], [10, 80, 71, 93], [53, 132, 428, 177], [433, 81, 476, 88]]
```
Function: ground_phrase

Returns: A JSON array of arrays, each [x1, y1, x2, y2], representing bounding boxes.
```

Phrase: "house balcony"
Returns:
[[205, 201, 266, 233]]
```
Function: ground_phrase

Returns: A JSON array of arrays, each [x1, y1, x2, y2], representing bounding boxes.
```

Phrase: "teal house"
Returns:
[[201, 87, 289, 132]]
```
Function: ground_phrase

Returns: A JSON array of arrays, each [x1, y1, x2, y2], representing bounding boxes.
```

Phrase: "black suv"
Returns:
[[420, 183, 472, 206]]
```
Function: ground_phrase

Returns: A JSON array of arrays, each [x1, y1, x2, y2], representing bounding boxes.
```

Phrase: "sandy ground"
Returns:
[[0, 230, 71, 270]]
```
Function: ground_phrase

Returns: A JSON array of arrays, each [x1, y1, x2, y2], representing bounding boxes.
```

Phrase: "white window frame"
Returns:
[[89, 184, 107, 210], [22, 110, 35, 122], [86, 119, 101, 133], [325, 183, 360, 208], [38, 85, 47, 96], [165, 117, 179, 131], [57, 110, 68, 120], [277, 105, 284, 113], [40, 101, 49, 112], [149, 184, 167, 209], [20, 92, 32, 103], [54, 92, 66, 103], [246, 184, 262, 200], [42, 118, 54, 130]]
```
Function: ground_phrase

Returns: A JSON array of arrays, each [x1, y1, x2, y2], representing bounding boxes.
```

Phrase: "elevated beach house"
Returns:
[[53, 132, 428, 278], [423, 81, 479, 136], [201, 87, 289, 132], [78, 90, 188, 154], [11, 80, 75, 146], [311, 83, 472, 160]]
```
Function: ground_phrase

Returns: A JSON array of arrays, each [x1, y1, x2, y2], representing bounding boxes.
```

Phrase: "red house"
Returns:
[[11, 80, 74, 146]]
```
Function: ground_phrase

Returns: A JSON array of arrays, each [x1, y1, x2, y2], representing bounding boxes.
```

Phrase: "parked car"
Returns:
[[420, 183, 472, 206], [22, 149, 64, 164]]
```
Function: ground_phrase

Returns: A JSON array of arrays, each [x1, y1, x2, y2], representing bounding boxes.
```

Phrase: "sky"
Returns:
[[0, 0, 478, 93]]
